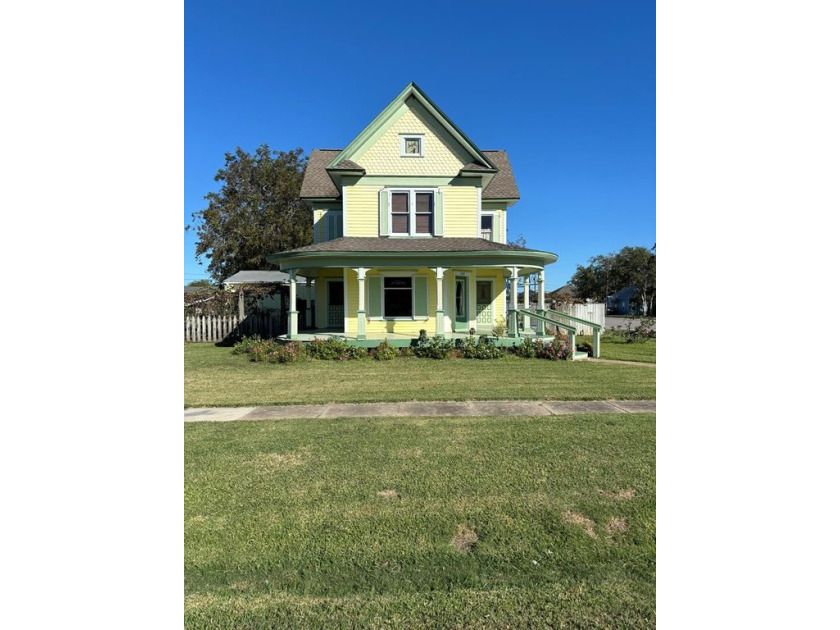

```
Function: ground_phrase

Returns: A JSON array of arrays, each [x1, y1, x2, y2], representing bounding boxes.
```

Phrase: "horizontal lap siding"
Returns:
[[477, 268, 506, 330], [346, 268, 437, 337], [442, 185, 479, 237], [344, 186, 380, 236]]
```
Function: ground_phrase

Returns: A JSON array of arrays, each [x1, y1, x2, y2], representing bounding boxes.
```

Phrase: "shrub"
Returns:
[[534, 333, 571, 361], [269, 341, 308, 364], [414, 335, 454, 359], [371, 340, 399, 361], [306, 338, 367, 361], [577, 341, 593, 357], [492, 317, 507, 338], [246, 339, 283, 362], [510, 337, 537, 359], [231, 334, 265, 355], [460, 335, 504, 359]]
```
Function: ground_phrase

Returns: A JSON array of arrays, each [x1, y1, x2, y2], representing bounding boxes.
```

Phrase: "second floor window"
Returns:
[[481, 214, 493, 241], [390, 189, 434, 236]]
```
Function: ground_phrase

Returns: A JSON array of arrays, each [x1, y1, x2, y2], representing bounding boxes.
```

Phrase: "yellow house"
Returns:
[[268, 82, 559, 346]]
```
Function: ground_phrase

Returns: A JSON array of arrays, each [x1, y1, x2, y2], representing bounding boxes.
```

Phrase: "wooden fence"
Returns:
[[545, 303, 605, 335], [184, 313, 284, 343]]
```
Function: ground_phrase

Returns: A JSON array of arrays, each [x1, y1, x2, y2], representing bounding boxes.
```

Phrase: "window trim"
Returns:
[[388, 188, 436, 237], [399, 134, 424, 157], [369, 272, 430, 321], [480, 212, 495, 242]]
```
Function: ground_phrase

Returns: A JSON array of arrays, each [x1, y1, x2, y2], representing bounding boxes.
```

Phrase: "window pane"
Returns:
[[405, 138, 420, 154], [384, 277, 411, 289], [392, 193, 408, 213], [416, 213, 431, 234], [481, 215, 493, 230], [392, 214, 409, 233], [416, 192, 432, 213], [384, 277, 413, 317]]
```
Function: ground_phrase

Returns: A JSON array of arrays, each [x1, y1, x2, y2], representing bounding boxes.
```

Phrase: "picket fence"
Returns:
[[543, 303, 605, 335], [184, 313, 283, 343]]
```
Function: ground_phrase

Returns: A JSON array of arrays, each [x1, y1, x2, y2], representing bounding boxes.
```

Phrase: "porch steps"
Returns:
[[572, 351, 589, 361]]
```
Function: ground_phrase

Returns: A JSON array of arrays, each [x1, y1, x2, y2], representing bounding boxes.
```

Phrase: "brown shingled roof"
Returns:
[[482, 151, 520, 199], [328, 159, 365, 171], [281, 237, 537, 254], [300, 149, 341, 198], [300, 149, 520, 200]]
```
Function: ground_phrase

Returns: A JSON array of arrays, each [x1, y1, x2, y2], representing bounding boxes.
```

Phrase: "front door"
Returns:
[[476, 280, 493, 329], [454, 277, 469, 331], [327, 280, 344, 328]]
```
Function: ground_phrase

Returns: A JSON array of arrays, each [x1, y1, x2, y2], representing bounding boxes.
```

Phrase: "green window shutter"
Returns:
[[379, 189, 389, 236], [413, 276, 428, 317], [492, 212, 501, 242], [368, 276, 383, 318], [337, 213, 343, 238], [434, 190, 444, 236]]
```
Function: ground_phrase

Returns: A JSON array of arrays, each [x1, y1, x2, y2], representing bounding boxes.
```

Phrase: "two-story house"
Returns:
[[268, 82, 558, 344]]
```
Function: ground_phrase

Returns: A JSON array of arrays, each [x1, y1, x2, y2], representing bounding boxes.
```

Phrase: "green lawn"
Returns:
[[582, 337, 656, 363], [185, 344, 656, 407], [185, 413, 656, 629]]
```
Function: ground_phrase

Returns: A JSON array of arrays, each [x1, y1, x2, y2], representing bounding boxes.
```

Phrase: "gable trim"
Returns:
[[328, 82, 494, 170]]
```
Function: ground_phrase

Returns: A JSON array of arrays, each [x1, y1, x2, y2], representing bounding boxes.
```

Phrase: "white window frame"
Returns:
[[369, 272, 430, 321], [399, 134, 424, 157], [388, 188, 435, 237], [480, 212, 495, 241]]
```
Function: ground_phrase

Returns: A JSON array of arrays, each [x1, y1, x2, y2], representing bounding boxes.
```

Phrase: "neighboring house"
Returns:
[[267, 82, 558, 342], [606, 286, 640, 315]]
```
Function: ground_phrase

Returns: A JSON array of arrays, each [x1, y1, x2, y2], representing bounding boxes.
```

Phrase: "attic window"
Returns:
[[400, 135, 423, 157]]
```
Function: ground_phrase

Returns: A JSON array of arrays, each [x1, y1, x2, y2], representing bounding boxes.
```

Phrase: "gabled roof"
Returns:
[[329, 82, 494, 170]]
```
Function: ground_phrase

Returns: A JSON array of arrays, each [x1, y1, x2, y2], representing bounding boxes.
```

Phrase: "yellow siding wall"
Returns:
[[344, 186, 380, 236], [345, 268, 438, 337], [443, 186, 479, 237], [475, 268, 506, 331], [354, 97, 473, 176]]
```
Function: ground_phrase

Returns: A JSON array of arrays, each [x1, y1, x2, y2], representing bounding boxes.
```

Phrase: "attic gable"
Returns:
[[328, 82, 495, 175]]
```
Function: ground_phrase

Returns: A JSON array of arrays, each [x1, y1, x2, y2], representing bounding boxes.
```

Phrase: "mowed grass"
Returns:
[[185, 413, 655, 629], [583, 337, 657, 363], [185, 344, 656, 407]]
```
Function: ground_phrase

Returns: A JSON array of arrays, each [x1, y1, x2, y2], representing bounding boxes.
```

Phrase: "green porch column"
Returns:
[[287, 270, 298, 339], [356, 267, 368, 340], [537, 270, 546, 335], [305, 278, 313, 328], [435, 266, 446, 336], [523, 273, 531, 333], [507, 266, 519, 338]]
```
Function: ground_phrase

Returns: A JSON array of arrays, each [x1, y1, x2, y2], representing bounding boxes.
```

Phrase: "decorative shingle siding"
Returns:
[[344, 186, 380, 236], [442, 185, 479, 237], [355, 97, 473, 176]]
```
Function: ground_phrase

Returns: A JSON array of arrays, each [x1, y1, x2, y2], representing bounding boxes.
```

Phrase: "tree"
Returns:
[[187, 145, 313, 283], [508, 234, 528, 249], [570, 246, 656, 315]]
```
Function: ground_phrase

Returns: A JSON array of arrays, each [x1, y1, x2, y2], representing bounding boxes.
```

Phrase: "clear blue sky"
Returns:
[[185, 0, 655, 290]]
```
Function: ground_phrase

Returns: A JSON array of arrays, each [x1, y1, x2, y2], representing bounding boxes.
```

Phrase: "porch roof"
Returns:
[[267, 237, 557, 272]]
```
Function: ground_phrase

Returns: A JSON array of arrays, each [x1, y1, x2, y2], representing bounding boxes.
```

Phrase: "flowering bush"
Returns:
[[458, 335, 505, 359]]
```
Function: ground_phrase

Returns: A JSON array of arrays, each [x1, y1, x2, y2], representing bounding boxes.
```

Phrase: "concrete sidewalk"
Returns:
[[184, 400, 655, 423]]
